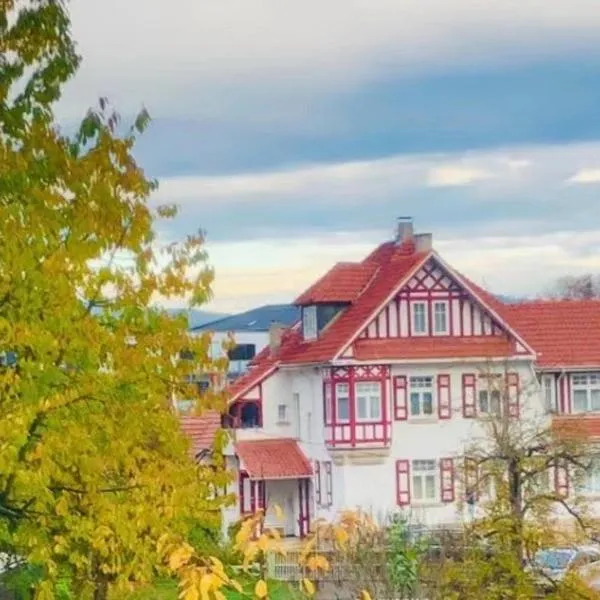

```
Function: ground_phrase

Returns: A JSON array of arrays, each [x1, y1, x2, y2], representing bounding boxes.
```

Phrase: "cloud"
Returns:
[[567, 168, 600, 184], [191, 228, 600, 313], [59, 1, 600, 121], [427, 166, 493, 187]]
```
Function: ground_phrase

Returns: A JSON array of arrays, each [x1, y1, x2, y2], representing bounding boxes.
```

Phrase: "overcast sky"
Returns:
[[62, 1, 600, 313]]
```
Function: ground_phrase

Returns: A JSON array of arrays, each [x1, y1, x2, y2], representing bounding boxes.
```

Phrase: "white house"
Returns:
[[185, 218, 600, 538]]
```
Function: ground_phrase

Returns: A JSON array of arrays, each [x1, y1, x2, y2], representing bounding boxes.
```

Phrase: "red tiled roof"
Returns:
[[180, 413, 221, 454], [235, 438, 313, 480], [281, 248, 430, 364], [505, 300, 600, 368], [353, 336, 514, 361], [294, 262, 378, 305], [553, 415, 600, 439]]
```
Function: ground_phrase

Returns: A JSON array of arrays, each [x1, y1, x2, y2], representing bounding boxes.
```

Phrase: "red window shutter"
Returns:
[[325, 461, 333, 506], [394, 375, 408, 420], [396, 459, 411, 506], [555, 461, 569, 498], [462, 374, 477, 418], [506, 372, 520, 418], [323, 382, 333, 425], [440, 458, 455, 503], [437, 374, 452, 419], [314, 461, 321, 505]]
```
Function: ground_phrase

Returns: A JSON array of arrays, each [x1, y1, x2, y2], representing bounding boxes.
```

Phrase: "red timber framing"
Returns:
[[298, 478, 311, 537], [358, 258, 509, 341], [323, 365, 391, 448], [239, 471, 266, 516]]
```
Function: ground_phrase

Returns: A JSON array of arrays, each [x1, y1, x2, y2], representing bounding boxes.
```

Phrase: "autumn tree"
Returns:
[[546, 274, 600, 300], [431, 367, 598, 599], [0, 1, 233, 598]]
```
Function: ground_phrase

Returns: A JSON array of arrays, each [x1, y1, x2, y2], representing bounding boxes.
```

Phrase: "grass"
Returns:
[[111, 576, 301, 600]]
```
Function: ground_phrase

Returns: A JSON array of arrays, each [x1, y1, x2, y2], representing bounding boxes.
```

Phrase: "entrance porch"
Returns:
[[236, 438, 314, 538]]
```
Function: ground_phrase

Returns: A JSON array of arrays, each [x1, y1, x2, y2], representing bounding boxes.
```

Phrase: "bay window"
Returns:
[[335, 383, 350, 422], [409, 376, 434, 417], [572, 373, 600, 413], [355, 382, 381, 421]]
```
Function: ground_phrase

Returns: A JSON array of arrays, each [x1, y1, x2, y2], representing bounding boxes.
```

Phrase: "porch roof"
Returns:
[[235, 438, 313, 480]]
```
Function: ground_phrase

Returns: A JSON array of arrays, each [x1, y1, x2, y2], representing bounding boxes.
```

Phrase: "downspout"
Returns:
[[557, 369, 566, 414]]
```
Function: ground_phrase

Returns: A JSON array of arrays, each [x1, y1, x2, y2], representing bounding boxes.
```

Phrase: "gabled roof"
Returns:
[[235, 438, 313, 480], [505, 299, 600, 368], [294, 262, 378, 305], [192, 304, 300, 333]]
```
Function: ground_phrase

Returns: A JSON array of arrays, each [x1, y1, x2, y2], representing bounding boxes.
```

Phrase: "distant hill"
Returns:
[[165, 308, 230, 328]]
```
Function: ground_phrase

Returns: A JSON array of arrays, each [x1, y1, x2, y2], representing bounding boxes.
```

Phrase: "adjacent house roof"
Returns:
[[505, 300, 600, 368], [180, 413, 222, 455], [191, 304, 300, 333], [235, 438, 313, 480]]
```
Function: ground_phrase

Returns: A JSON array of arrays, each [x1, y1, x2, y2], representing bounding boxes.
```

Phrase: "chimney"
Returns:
[[395, 216, 413, 245], [414, 233, 433, 252], [269, 321, 285, 351]]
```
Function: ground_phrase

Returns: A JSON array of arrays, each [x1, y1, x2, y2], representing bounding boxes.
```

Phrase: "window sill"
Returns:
[[410, 501, 443, 508], [408, 417, 438, 424], [276, 421, 291, 426]]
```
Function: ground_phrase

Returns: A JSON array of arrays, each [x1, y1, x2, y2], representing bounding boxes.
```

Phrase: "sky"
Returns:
[[61, 0, 600, 313]]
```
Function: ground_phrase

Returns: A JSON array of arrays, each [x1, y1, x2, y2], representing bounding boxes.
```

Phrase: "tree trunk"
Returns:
[[93, 578, 109, 600], [508, 457, 524, 568]]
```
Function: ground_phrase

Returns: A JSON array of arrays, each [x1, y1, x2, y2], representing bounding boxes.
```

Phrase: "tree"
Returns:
[[431, 366, 598, 599], [546, 274, 600, 299], [1, 1, 232, 598]]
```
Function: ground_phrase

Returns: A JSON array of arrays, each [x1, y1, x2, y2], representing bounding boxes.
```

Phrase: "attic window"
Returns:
[[302, 306, 318, 341]]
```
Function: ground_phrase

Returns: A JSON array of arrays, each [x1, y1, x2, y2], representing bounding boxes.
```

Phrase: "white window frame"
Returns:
[[432, 301, 449, 335], [302, 305, 318, 341], [409, 376, 435, 418], [572, 373, 600, 414], [411, 301, 428, 336], [354, 381, 382, 422], [542, 375, 556, 413], [335, 383, 350, 423], [277, 403, 288, 423], [411, 459, 438, 504], [576, 458, 600, 495]]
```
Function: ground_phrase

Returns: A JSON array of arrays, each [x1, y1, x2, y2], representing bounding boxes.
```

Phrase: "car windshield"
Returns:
[[534, 550, 576, 570]]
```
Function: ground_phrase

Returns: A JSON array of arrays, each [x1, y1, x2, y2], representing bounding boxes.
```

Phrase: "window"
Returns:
[[335, 383, 350, 422], [355, 382, 382, 421], [576, 459, 600, 495], [572, 373, 600, 413], [433, 302, 448, 334], [478, 389, 502, 416], [412, 302, 427, 335], [209, 341, 223, 359], [302, 306, 318, 341], [277, 403, 288, 423], [227, 344, 256, 361], [412, 460, 437, 502], [409, 376, 434, 417], [543, 376, 556, 413]]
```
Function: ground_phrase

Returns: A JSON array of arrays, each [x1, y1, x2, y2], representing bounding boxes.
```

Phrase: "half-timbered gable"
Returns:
[[358, 256, 512, 342]]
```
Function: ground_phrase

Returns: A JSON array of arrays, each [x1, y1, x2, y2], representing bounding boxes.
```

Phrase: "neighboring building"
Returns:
[[191, 304, 300, 379], [186, 218, 600, 538]]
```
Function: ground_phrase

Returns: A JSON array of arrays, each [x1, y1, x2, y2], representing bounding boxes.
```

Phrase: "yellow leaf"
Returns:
[[302, 579, 315, 596], [214, 592, 227, 600], [199, 574, 214, 600], [255, 579, 268, 599], [169, 545, 193, 571], [257, 534, 270, 552], [334, 527, 349, 547], [360, 591, 372, 600], [230, 580, 243, 594], [273, 504, 284, 519]]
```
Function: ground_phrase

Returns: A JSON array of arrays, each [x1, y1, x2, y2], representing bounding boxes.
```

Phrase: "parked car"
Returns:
[[527, 546, 600, 591]]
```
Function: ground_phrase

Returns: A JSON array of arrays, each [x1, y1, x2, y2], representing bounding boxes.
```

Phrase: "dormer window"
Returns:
[[411, 302, 427, 335], [302, 305, 318, 341]]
